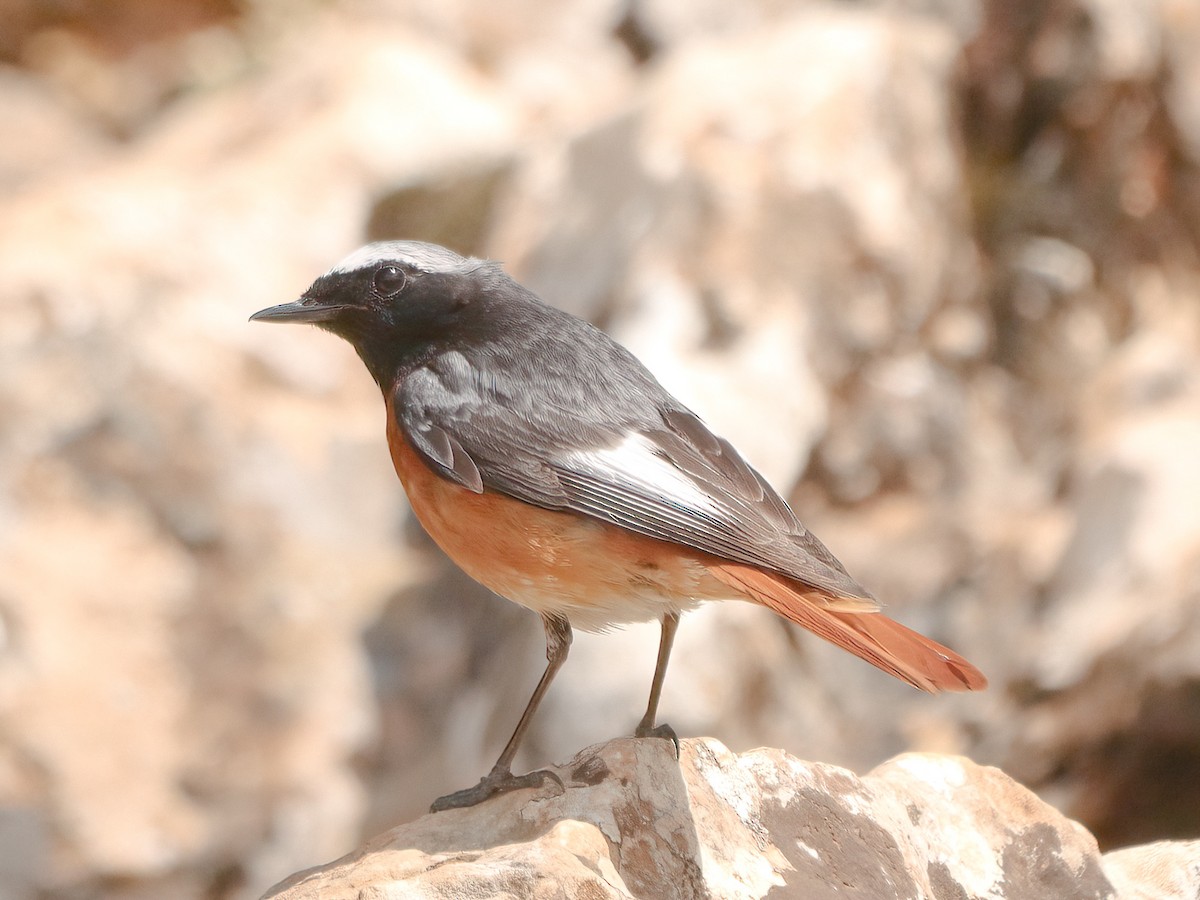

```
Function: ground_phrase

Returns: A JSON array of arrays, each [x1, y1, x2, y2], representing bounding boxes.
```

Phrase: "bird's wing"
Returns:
[[395, 364, 877, 606]]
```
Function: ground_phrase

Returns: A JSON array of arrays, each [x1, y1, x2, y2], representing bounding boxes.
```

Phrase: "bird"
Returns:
[[251, 240, 986, 812]]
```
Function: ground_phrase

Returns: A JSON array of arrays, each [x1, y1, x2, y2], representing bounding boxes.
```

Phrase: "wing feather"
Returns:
[[407, 422, 485, 493], [395, 373, 876, 604]]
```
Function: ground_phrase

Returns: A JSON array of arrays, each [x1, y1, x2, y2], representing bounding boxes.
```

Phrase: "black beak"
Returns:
[[249, 298, 345, 324]]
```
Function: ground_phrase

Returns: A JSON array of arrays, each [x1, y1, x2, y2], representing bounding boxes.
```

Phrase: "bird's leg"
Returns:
[[431, 613, 572, 812], [635, 612, 680, 753]]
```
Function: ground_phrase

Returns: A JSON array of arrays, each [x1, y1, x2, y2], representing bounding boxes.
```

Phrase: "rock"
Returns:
[[497, 5, 977, 490], [1003, 325, 1200, 850], [364, 157, 515, 257], [263, 737, 1200, 900], [0, 12, 519, 897], [1103, 840, 1200, 900], [4, 0, 1200, 895], [0, 67, 114, 195]]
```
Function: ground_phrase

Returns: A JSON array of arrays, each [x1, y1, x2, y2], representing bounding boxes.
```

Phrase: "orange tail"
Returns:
[[710, 562, 987, 693]]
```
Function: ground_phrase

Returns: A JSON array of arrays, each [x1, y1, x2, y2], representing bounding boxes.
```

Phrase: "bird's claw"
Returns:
[[635, 721, 680, 757], [430, 766, 565, 813]]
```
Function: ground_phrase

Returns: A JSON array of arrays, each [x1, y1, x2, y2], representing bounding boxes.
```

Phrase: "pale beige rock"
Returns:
[[1103, 840, 1200, 900], [4, 0, 1200, 896], [265, 738, 1200, 900]]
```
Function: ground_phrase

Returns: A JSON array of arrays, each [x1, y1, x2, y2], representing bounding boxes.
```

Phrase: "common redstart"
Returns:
[[251, 241, 986, 811]]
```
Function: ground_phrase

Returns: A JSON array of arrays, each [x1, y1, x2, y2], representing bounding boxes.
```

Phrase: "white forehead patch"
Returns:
[[327, 241, 481, 277]]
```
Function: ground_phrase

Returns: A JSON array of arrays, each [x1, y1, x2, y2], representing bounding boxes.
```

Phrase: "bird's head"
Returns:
[[251, 241, 505, 385]]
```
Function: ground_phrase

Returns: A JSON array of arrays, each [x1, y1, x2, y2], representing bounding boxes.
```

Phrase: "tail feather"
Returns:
[[710, 562, 987, 693]]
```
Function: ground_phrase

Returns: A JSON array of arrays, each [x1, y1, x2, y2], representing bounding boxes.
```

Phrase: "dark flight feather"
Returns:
[[393, 334, 878, 606]]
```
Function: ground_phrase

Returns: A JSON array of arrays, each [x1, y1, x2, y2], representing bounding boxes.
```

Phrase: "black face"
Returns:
[[251, 255, 486, 387], [251, 240, 552, 391], [322, 260, 476, 337]]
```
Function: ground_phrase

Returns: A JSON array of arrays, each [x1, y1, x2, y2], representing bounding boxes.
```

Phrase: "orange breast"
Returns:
[[384, 408, 728, 632]]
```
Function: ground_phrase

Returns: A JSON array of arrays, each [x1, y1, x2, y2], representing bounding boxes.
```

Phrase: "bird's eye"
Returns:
[[372, 265, 408, 296]]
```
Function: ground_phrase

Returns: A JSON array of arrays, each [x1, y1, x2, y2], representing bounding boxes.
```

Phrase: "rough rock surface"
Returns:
[[4, 0, 1200, 897], [264, 737, 1198, 900]]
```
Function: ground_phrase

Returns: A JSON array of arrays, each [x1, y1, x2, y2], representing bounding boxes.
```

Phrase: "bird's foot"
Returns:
[[430, 765, 565, 813], [634, 720, 680, 757]]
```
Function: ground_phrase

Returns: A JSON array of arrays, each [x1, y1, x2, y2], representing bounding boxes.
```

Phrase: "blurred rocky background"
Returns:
[[1, 0, 1198, 896]]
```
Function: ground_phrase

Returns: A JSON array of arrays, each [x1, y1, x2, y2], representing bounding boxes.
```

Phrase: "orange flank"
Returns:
[[385, 405, 724, 632]]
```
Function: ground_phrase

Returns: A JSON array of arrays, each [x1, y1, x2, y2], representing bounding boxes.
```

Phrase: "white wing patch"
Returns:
[[562, 432, 721, 516]]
